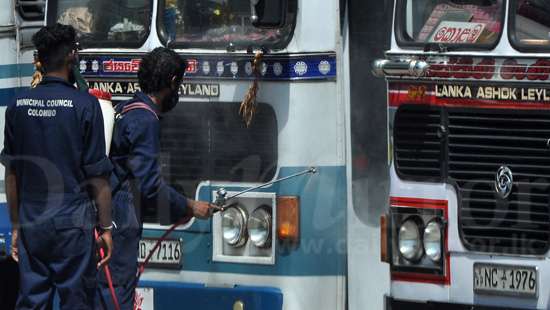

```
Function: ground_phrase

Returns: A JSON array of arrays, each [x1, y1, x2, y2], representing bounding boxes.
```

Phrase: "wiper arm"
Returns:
[[226, 42, 236, 52], [423, 43, 451, 53]]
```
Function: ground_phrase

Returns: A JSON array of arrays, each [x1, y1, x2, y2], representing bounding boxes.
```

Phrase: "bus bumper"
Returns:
[[138, 281, 283, 310], [385, 296, 528, 310]]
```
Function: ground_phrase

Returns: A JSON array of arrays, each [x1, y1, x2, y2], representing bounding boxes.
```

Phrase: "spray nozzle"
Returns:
[[212, 167, 317, 213]]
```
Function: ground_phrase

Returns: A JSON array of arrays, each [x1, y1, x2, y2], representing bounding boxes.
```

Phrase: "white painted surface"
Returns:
[[344, 7, 390, 310], [135, 287, 155, 310], [0, 0, 14, 27], [287, 1, 338, 53]]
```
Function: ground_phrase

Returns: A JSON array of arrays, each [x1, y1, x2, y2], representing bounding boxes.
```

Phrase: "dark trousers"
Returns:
[[95, 274, 137, 310], [16, 219, 96, 310]]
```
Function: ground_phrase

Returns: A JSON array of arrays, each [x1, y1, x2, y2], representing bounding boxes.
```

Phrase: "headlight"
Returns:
[[247, 206, 272, 248], [423, 220, 442, 262], [398, 218, 423, 262], [222, 206, 248, 247]]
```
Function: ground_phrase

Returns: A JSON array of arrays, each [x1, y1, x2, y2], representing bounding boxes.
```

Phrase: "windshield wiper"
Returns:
[[226, 42, 236, 52], [423, 43, 451, 53]]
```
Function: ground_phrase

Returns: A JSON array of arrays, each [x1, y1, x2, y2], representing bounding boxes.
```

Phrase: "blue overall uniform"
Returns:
[[0, 77, 112, 310], [97, 92, 188, 310]]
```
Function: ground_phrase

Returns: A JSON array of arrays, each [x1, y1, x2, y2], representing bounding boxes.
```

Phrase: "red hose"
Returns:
[[95, 229, 121, 310], [96, 215, 194, 310], [136, 215, 193, 281], [132, 216, 193, 310]]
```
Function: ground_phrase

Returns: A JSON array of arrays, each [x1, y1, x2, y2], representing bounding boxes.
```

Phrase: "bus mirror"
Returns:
[[251, 0, 287, 28]]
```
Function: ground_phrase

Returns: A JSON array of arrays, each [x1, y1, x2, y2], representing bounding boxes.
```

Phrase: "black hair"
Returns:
[[32, 23, 77, 73], [138, 47, 186, 94]]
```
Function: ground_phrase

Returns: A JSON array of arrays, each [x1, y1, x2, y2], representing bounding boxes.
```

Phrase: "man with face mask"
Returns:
[[96, 47, 216, 310], [2, 23, 113, 309]]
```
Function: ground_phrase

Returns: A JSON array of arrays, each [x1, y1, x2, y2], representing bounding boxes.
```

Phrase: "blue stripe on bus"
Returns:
[[0, 165, 347, 276], [142, 166, 347, 276], [0, 202, 12, 255], [0, 87, 28, 106], [0, 64, 35, 79], [139, 281, 283, 310]]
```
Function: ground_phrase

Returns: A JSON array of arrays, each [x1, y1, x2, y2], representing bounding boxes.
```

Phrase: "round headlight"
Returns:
[[247, 206, 272, 248], [398, 218, 423, 262], [423, 220, 442, 262], [222, 206, 248, 247]]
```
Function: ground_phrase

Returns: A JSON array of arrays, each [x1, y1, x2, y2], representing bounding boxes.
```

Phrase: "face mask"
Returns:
[[68, 51, 81, 87], [68, 65, 77, 85], [161, 87, 180, 113]]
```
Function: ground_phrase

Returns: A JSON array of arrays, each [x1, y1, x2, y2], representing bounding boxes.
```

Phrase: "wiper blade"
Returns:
[[423, 43, 451, 53]]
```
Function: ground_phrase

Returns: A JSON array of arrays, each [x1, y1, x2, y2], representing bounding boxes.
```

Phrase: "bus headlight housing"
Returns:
[[248, 206, 272, 248], [389, 201, 447, 284], [222, 206, 248, 247], [423, 220, 442, 262], [398, 217, 423, 262]]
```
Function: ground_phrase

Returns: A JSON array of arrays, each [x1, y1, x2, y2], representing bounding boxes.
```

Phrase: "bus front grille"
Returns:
[[393, 105, 444, 181], [448, 109, 550, 255], [394, 105, 550, 255]]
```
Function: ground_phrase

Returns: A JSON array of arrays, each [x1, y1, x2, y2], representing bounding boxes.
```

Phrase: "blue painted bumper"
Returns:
[[0, 203, 11, 260], [139, 281, 283, 310]]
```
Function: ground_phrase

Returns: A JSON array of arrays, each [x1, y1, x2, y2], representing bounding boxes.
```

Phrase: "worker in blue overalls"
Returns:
[[1, 24, 114, 309], [96, 47, 216, 309]]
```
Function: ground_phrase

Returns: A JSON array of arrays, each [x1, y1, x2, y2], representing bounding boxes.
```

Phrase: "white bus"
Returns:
[[0, 1, 393, 309], [375, 0, 550, 309], [0, 0, 45, 308]]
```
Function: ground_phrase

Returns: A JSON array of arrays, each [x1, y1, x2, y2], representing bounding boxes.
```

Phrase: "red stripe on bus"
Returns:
[[388, 92, 550, 110]]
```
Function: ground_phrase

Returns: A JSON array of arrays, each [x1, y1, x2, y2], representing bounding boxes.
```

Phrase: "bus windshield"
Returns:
[[158, 0, 296, 49], [397, 0, 503, 47], [512, 0, 550, 48], [52, 0, 151, 48]]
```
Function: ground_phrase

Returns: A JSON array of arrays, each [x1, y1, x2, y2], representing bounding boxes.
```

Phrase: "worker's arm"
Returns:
[[87, 176, 113, 268], [82, 97, 114, 268], [126, 113, 213, 222]]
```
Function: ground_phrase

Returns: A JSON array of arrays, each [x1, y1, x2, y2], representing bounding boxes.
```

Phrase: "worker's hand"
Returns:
[[189, 200, 220, 219], [10, 228, 18, 263], [96, 230, 113, 269]]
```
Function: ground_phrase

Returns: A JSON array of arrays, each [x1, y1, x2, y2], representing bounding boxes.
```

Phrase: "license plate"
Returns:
[[474, 263, 537, 298], [138, 238, 182, 268]]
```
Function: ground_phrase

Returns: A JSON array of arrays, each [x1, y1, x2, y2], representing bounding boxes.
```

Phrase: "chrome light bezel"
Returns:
[[247, 205, 272, 248], [222, 205, 248, 247], [423, 219, 443, 263], [398, 216, 424, 262]]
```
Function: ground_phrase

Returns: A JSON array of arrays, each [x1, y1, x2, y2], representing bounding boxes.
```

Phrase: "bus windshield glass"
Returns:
[[512, 0, 550, 48], [398, 0, 503, 47], [53, 0, 151, 47], [158, 0, 296, 49]]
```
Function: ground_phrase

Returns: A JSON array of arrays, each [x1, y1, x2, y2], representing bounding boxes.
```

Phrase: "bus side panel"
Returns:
[[347, 0, 394, 309], [0, 1, 20, 306]]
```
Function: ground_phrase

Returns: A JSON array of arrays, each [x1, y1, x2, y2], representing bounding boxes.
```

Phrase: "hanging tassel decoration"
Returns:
[[31, 53, 43, 88], [240, 51, 264, 127]]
